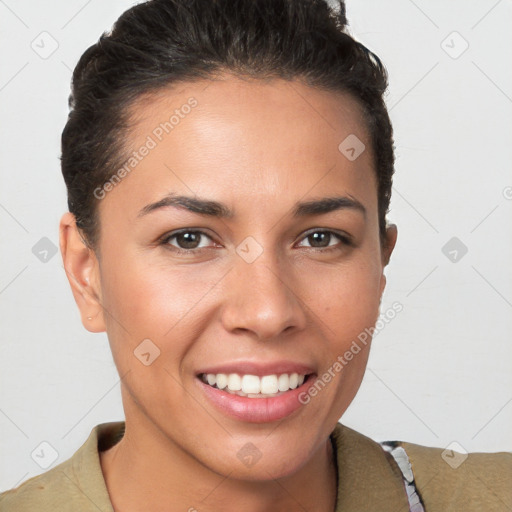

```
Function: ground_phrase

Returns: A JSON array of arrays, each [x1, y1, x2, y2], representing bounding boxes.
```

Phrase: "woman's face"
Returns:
[[69, 76, 395, 479]]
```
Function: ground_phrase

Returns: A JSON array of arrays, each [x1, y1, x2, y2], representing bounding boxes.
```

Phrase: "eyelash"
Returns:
[[159, 228, 354, 255]]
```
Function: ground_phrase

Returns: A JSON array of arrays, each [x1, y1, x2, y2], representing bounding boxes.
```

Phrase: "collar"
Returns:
[[331, 423, 409, 511]]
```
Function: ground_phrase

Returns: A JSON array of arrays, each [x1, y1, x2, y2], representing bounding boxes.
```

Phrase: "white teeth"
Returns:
[[241, 375, 260, 394], [278, 374, 289, 391], [202, 372, 309, 397], [216, 373, 228, 390], [227, 373, 242, 391], [260, 375, 279, 394]]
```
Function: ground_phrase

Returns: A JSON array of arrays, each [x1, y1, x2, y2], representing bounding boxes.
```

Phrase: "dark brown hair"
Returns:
[[61, 0, 394, 249]]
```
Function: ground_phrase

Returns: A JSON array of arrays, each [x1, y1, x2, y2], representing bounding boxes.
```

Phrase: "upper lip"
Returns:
[[196, 361, 316, 377]]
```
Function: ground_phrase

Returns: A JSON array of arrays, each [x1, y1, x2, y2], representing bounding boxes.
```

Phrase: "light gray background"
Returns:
[[1, 0, 511, 491]]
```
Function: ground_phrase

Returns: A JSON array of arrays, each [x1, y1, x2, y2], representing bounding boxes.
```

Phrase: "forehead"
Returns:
[[99, 76, 377, 222], [129, 76, 370, 156]]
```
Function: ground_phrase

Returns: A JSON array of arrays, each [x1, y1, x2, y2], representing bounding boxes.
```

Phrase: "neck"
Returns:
[[100, 396, 338, 512]]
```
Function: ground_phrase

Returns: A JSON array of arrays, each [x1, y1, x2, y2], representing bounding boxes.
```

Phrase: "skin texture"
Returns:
[[60, 76, 397, 512]]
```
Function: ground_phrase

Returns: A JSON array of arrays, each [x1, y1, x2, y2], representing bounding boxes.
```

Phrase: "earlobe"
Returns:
[[59, 212, 106, 333]]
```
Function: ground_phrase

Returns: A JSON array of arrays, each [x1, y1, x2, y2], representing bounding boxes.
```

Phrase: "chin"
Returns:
[[199, 427, 324, 482]]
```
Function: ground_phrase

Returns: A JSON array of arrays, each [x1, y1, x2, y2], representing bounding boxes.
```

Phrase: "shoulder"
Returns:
[[0, 422, 123, 512], [399, 440, 512, 511], [332, 423, 512, 511], [331, 423, 411, 511], [0, 457, 83, 511]]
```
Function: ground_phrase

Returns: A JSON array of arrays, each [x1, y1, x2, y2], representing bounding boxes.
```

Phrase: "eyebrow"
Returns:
[[293, 196, 366, 218], [137, 194, 366, 219], [138, 194, 232, 218]]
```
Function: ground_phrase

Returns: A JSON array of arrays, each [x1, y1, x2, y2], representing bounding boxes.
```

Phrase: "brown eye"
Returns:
[[297, 230, 351, 250], [306, 232, 332, 248], [174, 232, 202, 249], [162, 230, 214, 251]]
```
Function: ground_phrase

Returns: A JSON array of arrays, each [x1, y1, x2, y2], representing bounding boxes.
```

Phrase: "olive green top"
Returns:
[[1, 421, 510, 511]]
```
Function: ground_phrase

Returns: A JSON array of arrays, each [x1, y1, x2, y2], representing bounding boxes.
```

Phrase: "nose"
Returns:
[[220, 250, 308, 341]]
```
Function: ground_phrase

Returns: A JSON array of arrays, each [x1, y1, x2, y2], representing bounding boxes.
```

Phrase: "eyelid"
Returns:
[[159, 227, 354, 254], [159, 228, 218, 249], [294, 228, 354, 248]]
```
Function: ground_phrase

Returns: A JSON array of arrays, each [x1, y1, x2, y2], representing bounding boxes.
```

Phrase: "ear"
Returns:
[[378, 223, 398, 298], [59, 212, 106, 333]]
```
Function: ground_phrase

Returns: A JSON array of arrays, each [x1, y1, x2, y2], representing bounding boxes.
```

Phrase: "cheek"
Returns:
[[100, 249, 203, 328], [308, 256, 383, 339], [98, 250, 227, 366], [300, 261, 381, 411], [307, 254, 382, 388]]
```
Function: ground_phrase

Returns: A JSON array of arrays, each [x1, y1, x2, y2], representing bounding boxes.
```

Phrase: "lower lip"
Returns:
[[197, 376, 314, 423]]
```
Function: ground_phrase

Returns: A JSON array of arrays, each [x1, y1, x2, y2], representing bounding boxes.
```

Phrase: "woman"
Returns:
[[1, 0, 510, 510]]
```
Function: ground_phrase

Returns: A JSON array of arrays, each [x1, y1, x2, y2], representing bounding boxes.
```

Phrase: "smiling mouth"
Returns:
[[199, 372, 313, 398]]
